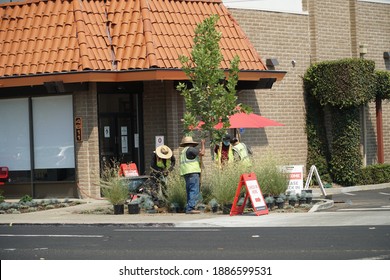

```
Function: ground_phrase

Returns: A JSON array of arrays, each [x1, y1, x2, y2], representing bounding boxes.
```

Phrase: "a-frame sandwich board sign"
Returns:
[[230, 172, 269, 216]]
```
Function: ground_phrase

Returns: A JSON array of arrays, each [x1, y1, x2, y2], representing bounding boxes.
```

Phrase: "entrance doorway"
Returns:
[[98, 88, 143, 174]]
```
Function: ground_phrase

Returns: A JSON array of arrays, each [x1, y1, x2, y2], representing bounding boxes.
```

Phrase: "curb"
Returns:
[[0, 222, 176, 227], [308, 199, 334, 213]]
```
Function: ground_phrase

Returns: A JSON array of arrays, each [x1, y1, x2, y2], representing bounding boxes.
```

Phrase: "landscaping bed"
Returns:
[[0, 198, 83, 214]]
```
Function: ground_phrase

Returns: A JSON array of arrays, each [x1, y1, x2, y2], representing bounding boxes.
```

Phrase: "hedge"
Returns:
[[304, 58, 376, 108]]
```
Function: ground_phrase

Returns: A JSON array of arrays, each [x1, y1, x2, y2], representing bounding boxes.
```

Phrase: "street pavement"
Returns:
[[0, 183, 389, 228]]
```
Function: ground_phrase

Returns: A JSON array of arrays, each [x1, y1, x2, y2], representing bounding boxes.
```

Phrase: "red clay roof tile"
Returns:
[[0, 0, 281, 86]]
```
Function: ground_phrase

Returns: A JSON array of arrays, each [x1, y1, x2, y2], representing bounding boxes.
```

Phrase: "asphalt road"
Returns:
[[0, 224, 389, 260], [319, 189, 390, 212]]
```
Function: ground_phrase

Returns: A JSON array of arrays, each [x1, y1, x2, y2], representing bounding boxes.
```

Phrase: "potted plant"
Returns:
[[208, 198, 219, 213], [298, 191, 307, 206], [287, 193, 297, 207], [265, 196, 275, 210], [275, 196, 285, 209], [100, 163, 129, 215], [128, 198, 141, 214], [305, 189, 313, 204]]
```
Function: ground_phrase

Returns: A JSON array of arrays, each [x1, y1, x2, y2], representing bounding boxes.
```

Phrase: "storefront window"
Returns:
[[0, 98, 31, 182], [0, 95, 75, 183], [32, 95, 75, 181]]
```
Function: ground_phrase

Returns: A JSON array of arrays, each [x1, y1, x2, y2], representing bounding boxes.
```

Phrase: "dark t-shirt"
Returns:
[[186, 147, 199, 160]]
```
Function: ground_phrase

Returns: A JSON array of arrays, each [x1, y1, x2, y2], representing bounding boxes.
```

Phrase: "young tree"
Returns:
[[177, 15, 247, 145]]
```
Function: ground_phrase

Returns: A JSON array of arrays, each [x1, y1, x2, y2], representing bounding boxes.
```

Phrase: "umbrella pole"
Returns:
[[234, 128, 241, 142]]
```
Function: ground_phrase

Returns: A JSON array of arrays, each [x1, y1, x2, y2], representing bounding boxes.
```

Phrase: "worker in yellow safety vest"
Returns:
[[179, 136, 205, 214], [231, 137, 252, 166], [214, 134, 234, 167]]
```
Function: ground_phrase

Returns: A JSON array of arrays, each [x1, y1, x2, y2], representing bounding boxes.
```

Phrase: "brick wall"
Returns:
[[73, 82, 100, 198], [357, 1, 390, 164], [307, 0, 354, 62], [230, 0, 390, 168], [229, 9, 310, 167]]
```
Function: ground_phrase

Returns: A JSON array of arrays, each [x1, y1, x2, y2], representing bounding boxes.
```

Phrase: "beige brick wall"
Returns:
[[73, 82, 100, 198], [357, 1, 390, 164], [229, 9, 310, 167], [230, 0, 390, 168], [143, 81, 186, 173], [307, 0, 354, 62]]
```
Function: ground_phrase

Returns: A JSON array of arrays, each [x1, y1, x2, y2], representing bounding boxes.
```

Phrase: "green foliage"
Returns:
[[359, 164, 390, 185], [163, 169, 187, 210], [0, 190, 4, 203], [100, 163, 128, 205], [329, 107, 362, 186], [375, 70, 390, 100], [204, 162, 248, 206], [250, 156, 288, 196], [304, 93, 332, 183], [19, 195, 33, 204], [303, 58, 376, 108], [303, 58, 378, 186], [177, 15, 244, 144]]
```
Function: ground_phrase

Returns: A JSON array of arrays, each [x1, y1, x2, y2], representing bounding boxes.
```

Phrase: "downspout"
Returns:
[[376, 97, 384, 163]]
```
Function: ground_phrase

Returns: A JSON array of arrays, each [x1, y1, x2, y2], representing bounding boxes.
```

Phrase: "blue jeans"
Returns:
[[184, 173, 200, 212]]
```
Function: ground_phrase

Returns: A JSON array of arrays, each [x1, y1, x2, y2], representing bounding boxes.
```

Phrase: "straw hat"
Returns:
[[155, 145, 173, 159], [180, 136, 199, 147]]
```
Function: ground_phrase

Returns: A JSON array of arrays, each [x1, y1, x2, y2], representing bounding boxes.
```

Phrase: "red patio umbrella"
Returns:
[[213, 112, 284, 129]]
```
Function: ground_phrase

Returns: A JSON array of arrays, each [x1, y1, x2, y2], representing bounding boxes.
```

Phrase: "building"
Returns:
[[0, 0, 389, 198]]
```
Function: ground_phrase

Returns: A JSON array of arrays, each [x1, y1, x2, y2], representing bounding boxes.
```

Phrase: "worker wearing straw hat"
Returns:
[[150, 145, 176, 178], [179, 136, 205, 214]]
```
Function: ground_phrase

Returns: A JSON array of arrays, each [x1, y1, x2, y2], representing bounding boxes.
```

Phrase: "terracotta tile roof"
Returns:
[[0, 0, 285, 87]]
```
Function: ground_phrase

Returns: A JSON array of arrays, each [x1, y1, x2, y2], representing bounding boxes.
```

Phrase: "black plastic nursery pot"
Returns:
[[288, 200, 296, 207], [266, 202, 273, 210], [113, 204, 125, 215], [222, 203, 232, 214], [128, 203, 140, 214], [276, 202, 284, 209]]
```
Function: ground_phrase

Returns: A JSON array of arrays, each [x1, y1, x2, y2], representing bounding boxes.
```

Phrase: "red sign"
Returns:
[[0, 166, 9, 186], [119, 163, 139, 177], [230, 173, 268, 216]]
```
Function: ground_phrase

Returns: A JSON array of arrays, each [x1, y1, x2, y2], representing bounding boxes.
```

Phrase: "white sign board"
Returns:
[[104, 126, 110, 138], [121, 136, 128, 153], [281, 165, 304, 194], [246, 179, 267, 211], [155, 136, 164, 149]]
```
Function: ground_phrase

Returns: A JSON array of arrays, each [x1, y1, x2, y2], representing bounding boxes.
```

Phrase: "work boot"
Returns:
[[186, 210, 200, 214]]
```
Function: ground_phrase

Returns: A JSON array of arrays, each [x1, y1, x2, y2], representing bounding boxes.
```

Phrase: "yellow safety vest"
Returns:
[[232, 142, 251, 165], [180, 147, 201, 176], [156, 157, 171, 170], [215, 143, 234, 165]]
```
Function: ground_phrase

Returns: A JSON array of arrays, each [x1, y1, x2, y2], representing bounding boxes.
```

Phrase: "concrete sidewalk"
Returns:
[[0, 183, 389, 227]]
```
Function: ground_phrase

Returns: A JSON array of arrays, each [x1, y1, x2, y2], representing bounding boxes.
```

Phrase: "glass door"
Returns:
[[98, 91, 142, 172]]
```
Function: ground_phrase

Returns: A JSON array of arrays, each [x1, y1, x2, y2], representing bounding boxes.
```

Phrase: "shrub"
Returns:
[[329, 106, 362, 186], [163, 169, 187, 211], [204, 162, 247, 207], [250, 155, 289, 196], [359, 164, 390, 185], [375, 70, 390, 100], [100, 163, 128, 205], [19, 195, 33, 204], [0, 190, 4, 203], [303, 58, 376, 108]]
